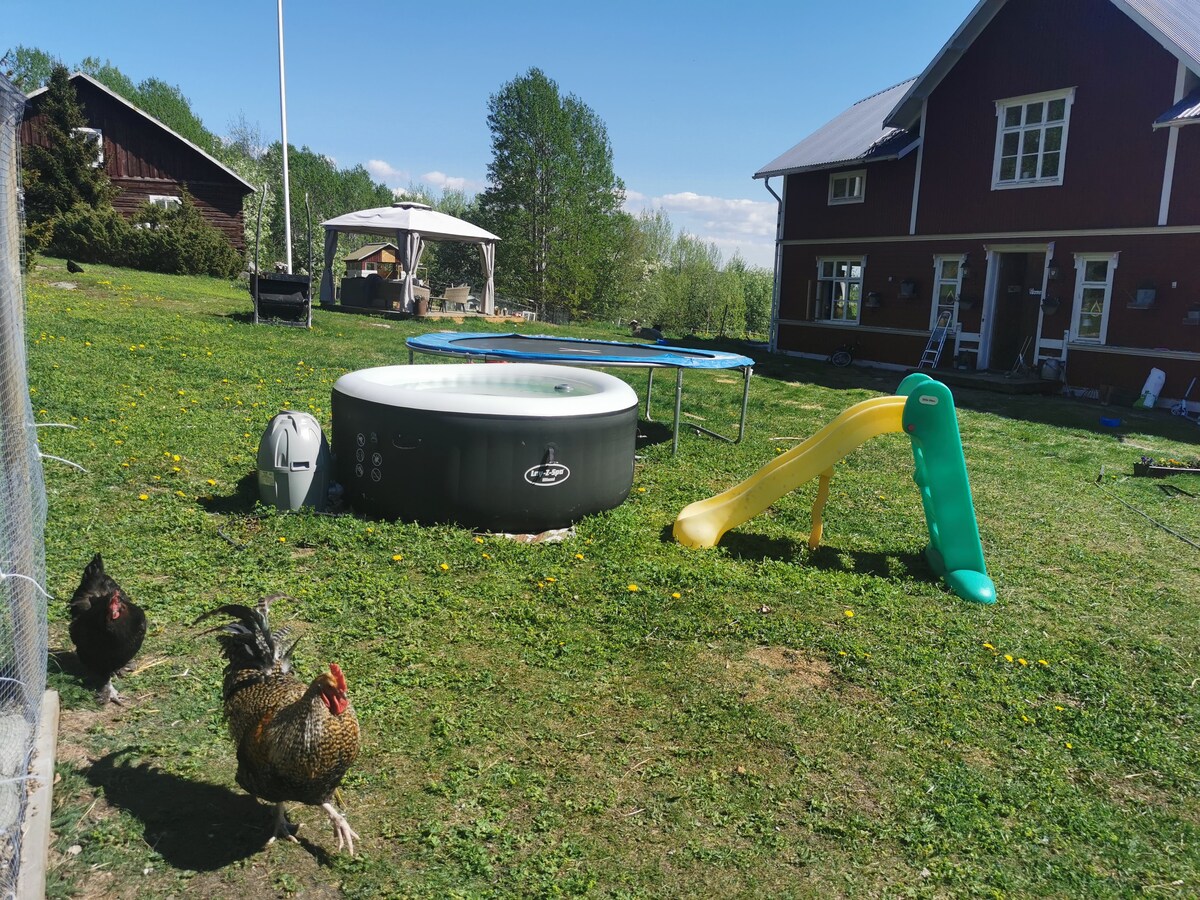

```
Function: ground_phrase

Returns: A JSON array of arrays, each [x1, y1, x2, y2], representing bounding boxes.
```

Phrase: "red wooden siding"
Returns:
[[783, 155, 916, 241], [917, 0, 1178, 235]]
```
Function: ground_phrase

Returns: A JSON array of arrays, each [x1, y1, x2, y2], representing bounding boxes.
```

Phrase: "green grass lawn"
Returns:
[[26, 258, 1200, 898]]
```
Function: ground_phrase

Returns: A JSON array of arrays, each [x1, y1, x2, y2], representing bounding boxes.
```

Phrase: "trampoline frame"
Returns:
[[406, 332, 754, 454]]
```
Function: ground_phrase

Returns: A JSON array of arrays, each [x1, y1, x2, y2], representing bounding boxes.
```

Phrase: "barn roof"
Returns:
[[883, 0, 1200, 130], [25, 73, 255, 192], [753, 79, 919, 178], [344, 242, 398, 261]]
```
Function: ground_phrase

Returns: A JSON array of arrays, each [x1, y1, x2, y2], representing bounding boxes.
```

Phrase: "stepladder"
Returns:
[[919, 310, 954, 369]]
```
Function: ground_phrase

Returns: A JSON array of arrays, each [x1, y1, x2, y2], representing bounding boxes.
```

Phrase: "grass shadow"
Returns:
[[85, 749, 271, 870], [636, 419, 673, 450], [198, 471, 259, 515]]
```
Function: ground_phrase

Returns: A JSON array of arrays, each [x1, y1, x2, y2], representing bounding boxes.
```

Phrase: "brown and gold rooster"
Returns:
[[68, 553, 146, 704], [197, 596, 361, 854]]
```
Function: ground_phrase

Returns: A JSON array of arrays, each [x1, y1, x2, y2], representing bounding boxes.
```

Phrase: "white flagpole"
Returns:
[[277, 0, 293, 273]]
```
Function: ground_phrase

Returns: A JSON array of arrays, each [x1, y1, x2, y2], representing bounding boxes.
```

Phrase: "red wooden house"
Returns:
[[21, 73, 255, 251], [756, 0, 1200, 405]]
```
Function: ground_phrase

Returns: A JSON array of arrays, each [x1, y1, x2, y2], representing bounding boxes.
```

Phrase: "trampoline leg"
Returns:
[[644, 368, 655, 421], [672, 368, 683, 455]]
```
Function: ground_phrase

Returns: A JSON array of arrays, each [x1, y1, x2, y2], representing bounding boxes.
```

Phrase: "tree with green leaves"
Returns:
[[479, 68, 624, 318], [21, 64, 114, 254]]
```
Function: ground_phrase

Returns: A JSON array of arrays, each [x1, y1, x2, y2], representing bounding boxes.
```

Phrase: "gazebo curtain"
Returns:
[[319, 229, 339, 305], [478, 242, 496, 315], [401, 231, 425, 310]]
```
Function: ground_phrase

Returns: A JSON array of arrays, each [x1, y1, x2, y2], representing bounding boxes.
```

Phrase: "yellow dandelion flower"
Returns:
[[138, 493, 149, 501], [1065, 742, 1073, 749], [172, 454, 181, 462], [575, 553, 585, 560], [207, 479, 216, 486], [637, 487, 646, 493], [1004, 654, 1014, 662], [1055, 705, 1065, 711], [546, 576, 556, 583], [1018, 658, 1028, 666], [174, 490, 185, 498], [439, 563, 449, 571], [1038, 659, 1049, 666], [482, 552, 491, 559], [628, 583, 639, 592], [671, 592, 681, 599], [838, 651, 847, 656], [474, 536, 484, 543], [982, 642, 995, 650], [392, 554, 403, 562], [844, 609, 855, 618]]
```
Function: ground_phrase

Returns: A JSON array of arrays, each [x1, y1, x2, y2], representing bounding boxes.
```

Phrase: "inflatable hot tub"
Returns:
[[331, 363, 638, 531]]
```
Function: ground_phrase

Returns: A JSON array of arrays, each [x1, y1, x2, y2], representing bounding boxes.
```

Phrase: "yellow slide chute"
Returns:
[[673, 395, 905, 550]]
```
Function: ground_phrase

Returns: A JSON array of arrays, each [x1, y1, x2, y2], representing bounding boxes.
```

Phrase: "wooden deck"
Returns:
[[907, 367, 1060, 395]]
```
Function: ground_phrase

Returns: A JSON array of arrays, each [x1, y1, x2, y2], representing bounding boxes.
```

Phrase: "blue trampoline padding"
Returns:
[[406, 332, 754, 369]]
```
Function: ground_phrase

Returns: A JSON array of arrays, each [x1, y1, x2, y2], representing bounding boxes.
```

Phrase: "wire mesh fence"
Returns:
[[0, 72, 50, 898]]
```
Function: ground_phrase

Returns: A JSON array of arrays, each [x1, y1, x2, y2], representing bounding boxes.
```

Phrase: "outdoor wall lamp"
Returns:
[[899, 278, 917, 299], [865, 291, 882, 308], [961, 253, 972, 280], [1047, 258, 1060, 280]]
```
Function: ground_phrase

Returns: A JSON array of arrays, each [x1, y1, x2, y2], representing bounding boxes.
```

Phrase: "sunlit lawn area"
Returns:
[[26, 258, 1200, 898]]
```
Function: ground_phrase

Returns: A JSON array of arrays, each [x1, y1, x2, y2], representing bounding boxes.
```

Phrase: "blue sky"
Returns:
[[10, 0, 978, 268]]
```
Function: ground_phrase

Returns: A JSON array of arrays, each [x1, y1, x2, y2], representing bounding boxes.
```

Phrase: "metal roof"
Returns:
[[1119, 0, 1200, 72], [754, 80, 919, 179], [1154, 85, 1200, 127], [343, 242, 398, 261], [26, 73, 255, 192], [885, 0, 1200, 130]]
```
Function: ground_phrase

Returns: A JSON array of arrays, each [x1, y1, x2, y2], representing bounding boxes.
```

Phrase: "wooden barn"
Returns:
[[21, 72, 255, 251], [343, 242, 401, 279], [756, 0, 1200, 405]]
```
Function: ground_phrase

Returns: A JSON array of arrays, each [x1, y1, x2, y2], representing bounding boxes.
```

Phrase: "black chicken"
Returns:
[[66, 259, 83, 274], [68, 554, 146, 704]]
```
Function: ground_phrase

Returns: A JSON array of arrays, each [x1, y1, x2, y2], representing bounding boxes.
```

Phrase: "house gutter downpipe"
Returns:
[[763, 177, 783, 353]]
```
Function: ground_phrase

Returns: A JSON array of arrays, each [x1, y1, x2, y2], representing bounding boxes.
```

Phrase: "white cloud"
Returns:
[[625, 190, 778, 269], [366, 159, 410, 183], [420, 170, 486, 194]]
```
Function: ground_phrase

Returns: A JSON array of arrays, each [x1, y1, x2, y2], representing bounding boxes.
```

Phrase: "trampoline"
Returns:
[[406, 332, 755, 453]]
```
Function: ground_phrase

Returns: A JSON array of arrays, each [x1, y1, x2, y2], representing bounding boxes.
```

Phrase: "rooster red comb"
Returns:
[[329, 662, 347, 692]]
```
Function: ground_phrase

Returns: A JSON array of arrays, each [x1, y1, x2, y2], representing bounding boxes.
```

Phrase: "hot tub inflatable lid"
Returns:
[[333, 363, 638, 417]]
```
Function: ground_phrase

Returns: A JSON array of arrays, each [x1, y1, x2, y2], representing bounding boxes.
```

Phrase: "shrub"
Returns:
[[47, 193, 242, 279]]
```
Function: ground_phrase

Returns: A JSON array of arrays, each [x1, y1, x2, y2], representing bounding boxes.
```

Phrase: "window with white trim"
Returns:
[[992, 88, 1074, 189], [148, 195, 181, 210], [1071, 253, 1118, 343], [816, 258, 864, 323], [73, 127, 103, 167], [931, 255, 964, 327], [828, 169, 865, 205]]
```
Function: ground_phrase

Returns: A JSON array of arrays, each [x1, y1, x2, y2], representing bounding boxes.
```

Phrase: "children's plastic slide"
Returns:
[[673, 373, 996, 604]]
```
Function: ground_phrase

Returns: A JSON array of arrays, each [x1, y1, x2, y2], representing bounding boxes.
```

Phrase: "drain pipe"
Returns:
[[762, 176, 784, 353]]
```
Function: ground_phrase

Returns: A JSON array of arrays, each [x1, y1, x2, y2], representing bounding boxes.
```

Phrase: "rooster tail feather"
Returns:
[[196, 603, 278, 674]]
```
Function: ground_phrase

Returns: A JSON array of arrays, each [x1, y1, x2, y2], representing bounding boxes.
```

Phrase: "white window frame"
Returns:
[[148, 195, 181, 210], [73, 126, 103, 167], [1070, 252, 1119, 344], [816, 257, 865, 324], [991, 88, 1075, 190], [828, 169, 866, 205], [930, 255, 966, 328]]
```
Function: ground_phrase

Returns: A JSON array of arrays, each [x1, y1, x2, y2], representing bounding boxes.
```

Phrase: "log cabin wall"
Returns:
[[20, 74, 253, 252]]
